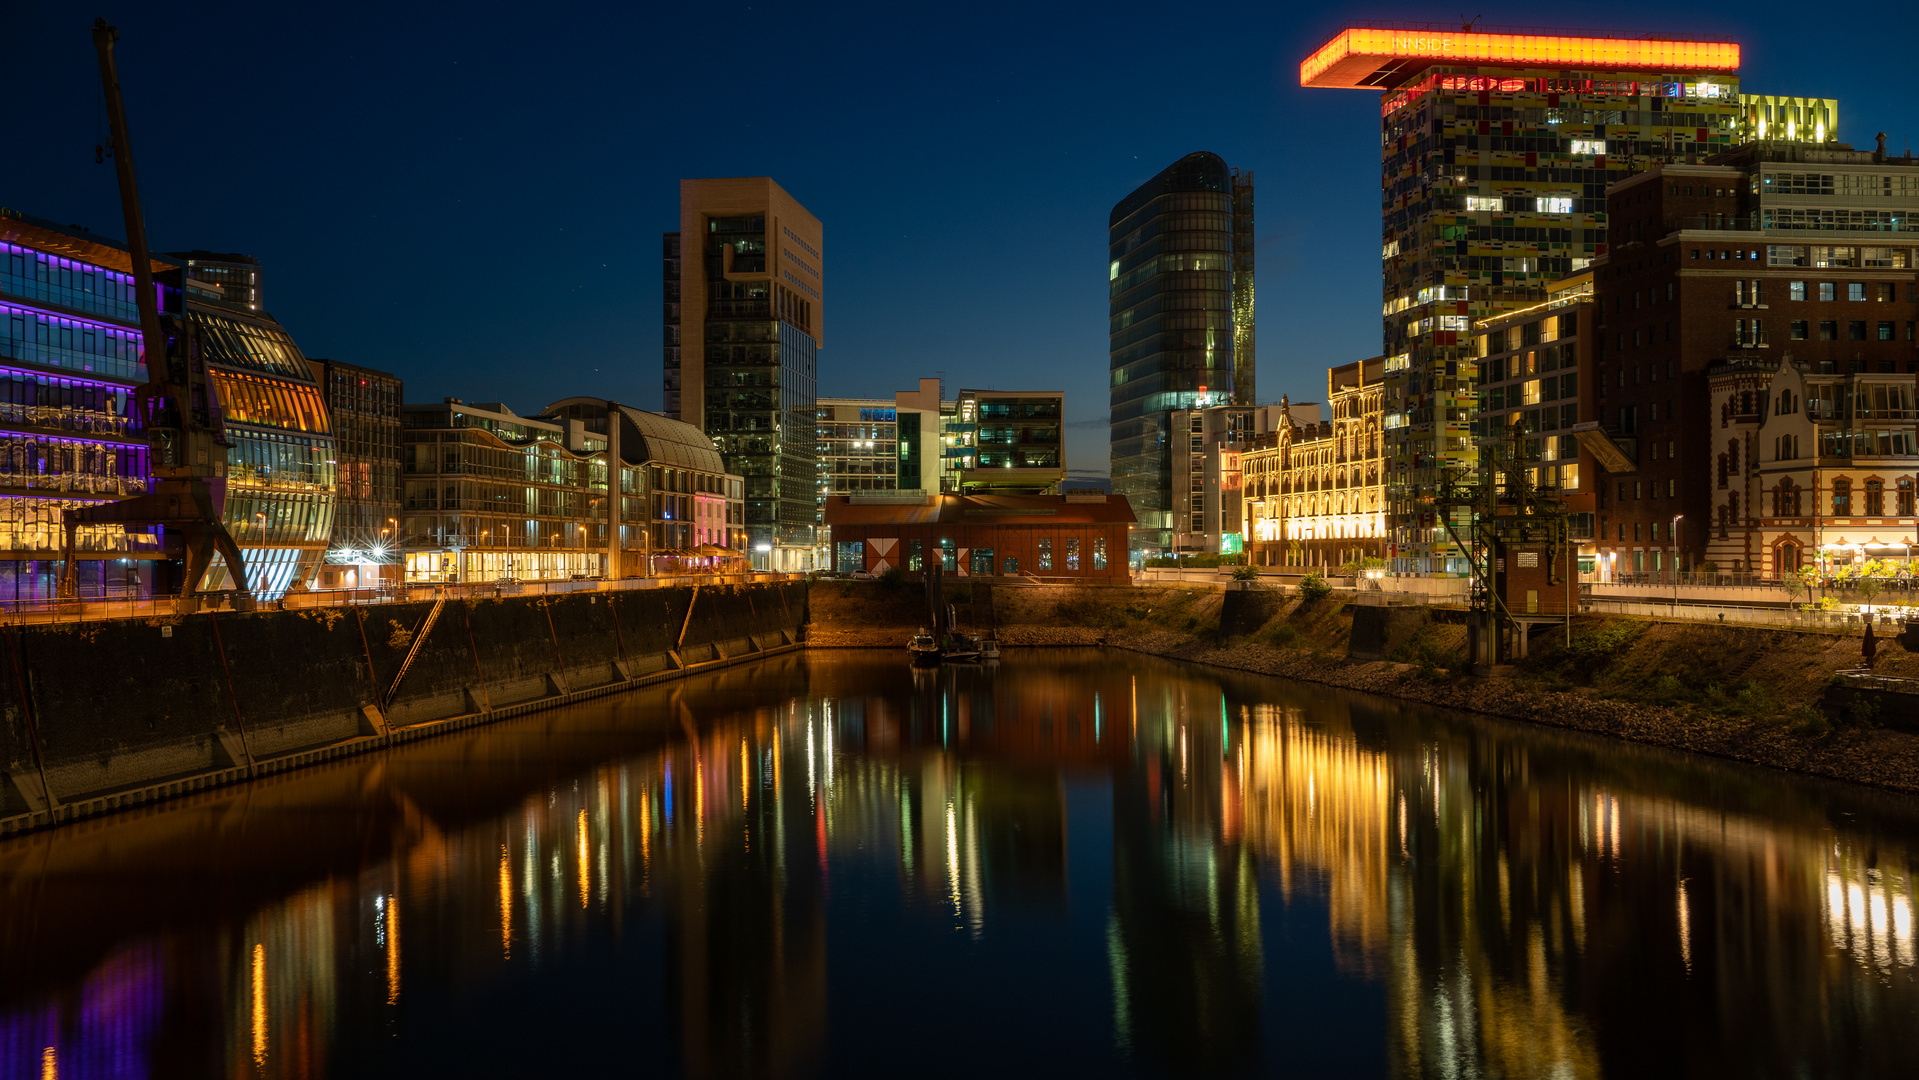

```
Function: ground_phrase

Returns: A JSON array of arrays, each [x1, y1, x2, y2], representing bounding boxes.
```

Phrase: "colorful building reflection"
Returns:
[[0, 653, 1913, 1077]]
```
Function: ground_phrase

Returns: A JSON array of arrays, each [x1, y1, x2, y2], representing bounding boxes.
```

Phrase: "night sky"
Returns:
[[6, 2, 1913, 476]]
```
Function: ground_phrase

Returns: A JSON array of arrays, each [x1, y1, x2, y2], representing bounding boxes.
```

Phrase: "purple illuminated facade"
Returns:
[[0, 213, 162, 602]]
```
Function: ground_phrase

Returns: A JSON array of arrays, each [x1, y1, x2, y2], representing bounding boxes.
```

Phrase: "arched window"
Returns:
[[1900, 478, 1915, 516], [1729, 491, 1740, 525], [1833, 478, 1851, 516], [1779, 542, 1801, 575], [1728, 439, 1741, 475], [1717, 453, 1729, 489], [1740, 391, 1753, 416], [1866, 479, 1884, 515]]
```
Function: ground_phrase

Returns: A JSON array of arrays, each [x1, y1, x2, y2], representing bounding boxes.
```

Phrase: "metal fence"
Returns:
[[0, 572, 804, 627]]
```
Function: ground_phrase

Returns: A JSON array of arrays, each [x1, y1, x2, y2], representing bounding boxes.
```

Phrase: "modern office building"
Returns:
[[816, 397, 906, 498], [400, 398, 743, 583], [1, 217, 335, 601], [1300, 24, 1837, 573], [665, 178, 822, 570], [310, 358, 403, 590], [0, 213, 159, 602], [180, 266, 338, 598], [1243, 359, 1390, 568], [1109, 152, 1255, 559], [1582, 141, 1919, 578], [953, 388, 1065, 494], [543, 397, 748, 567], [168, 250, 262, 312]]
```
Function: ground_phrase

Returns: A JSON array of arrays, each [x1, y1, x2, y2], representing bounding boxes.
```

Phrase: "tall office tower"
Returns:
[[1109, 152, 1255, 560], [664, 178, 823, 570], [1301, 25, 1754, 573]]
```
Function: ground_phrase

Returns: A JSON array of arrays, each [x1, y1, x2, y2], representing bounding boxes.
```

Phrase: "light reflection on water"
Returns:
[[0, 648, 1915, 1078]]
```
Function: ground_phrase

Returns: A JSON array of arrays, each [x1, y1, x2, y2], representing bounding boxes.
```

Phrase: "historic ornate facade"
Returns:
[[1706, 357, 1919, 577], [1244, 357, 1387, 568]]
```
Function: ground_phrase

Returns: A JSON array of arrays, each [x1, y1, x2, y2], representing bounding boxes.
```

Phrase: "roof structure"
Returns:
[[1301, 26, 1739, 90], [542, 397, 729, 474], [0, 211, 178, 275], [822, 493, 1136, 527]]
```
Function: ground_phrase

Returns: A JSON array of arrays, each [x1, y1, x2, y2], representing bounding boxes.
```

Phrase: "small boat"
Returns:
[[942, 632, 983, 662], [908, 630, 942, 664], [980, 634, 1000, 661]]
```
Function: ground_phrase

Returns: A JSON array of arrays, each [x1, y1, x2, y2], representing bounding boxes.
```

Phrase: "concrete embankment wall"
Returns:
[[0, 582, 807, 834]]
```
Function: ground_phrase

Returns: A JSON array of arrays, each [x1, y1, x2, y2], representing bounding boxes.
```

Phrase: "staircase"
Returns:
[[384, 594, 448, 708]]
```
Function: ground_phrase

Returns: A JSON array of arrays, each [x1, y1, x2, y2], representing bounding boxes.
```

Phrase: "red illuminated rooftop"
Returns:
[[1302, 24, 1740, 89]]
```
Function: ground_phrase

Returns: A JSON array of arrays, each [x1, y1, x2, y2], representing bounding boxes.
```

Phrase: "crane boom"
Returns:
[[58, 19, 255, 614]]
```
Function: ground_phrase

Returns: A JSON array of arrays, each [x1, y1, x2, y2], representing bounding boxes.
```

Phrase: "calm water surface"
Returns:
[[2, 649, 1916, 1078]]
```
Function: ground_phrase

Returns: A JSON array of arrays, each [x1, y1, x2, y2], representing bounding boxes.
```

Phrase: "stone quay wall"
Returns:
[[0, 582, 807, 834]]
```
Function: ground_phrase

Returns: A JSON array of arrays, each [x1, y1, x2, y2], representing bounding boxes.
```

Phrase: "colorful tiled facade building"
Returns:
[[1301, 24, 1833, 573]]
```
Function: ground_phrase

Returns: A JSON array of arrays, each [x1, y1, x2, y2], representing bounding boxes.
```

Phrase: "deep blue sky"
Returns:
[[6, 2, 1913, 476]]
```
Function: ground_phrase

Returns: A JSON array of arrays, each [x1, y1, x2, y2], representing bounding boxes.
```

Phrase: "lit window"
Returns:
[[1570, 139, 1606, 155], [1466, 196, 1503, 212], [1536, 196, 1573, 213]]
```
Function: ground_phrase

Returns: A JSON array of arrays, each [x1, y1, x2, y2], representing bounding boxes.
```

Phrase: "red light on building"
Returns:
[[1301, 27, 1739, 90]]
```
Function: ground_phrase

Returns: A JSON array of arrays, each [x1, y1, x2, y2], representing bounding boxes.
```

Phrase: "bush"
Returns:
[[1563, 621, 1644, 678], [1788, 706, 1830, 737], [1230, 566, 1260, 581], [878, 567, 905, 590], [1263, 623, 1300, 647], [1297, 572, 1331, 602]]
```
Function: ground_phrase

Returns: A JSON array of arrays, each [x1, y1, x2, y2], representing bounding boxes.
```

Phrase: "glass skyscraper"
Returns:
[[1108, 152, 1255, 558], [665, 178, 821, 570]]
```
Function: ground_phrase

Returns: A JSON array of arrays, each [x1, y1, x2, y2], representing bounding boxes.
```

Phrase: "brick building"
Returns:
[[820, 492, 1134, 581], [1585, 141, 1919, 576]]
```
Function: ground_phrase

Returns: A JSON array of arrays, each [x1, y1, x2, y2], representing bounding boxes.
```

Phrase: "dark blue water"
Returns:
[[1, 649, 1914, 1078]]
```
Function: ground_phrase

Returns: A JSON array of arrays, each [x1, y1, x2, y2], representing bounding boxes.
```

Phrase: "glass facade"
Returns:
[[190, 303, 337, 598], [1364, 63, 1744, 571], [1109, 152, 1255, 556], [401, 400, 744, 582], [668, 180, 824, 568], [693, 215, 819, 555], [311, 360, 403, 588], [0, 219, 158, 603]]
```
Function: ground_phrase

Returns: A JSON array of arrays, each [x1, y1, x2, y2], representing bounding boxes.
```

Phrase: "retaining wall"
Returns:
[[0, 582, 806, 833]]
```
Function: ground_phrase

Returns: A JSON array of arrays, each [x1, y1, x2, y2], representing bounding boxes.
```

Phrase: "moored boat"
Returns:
[[908, 629, 942, 664]]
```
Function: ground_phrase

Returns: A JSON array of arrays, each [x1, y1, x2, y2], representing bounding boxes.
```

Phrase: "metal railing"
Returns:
[[0, 571, 805, 627]]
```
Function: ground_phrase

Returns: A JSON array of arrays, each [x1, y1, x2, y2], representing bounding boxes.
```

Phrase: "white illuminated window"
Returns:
[[1571, 139, 1606, 155], [1467, 195, 1502, 212], [1537, 196, 1573, 213]]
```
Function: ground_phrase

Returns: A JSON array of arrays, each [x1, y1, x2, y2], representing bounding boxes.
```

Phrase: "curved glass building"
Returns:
[[188, 298, 338, 598], [1108, 152, 1254, 558]]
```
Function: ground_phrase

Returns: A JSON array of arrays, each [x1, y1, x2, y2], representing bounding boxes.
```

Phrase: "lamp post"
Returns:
[[1671, 514, 1683, 615]]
